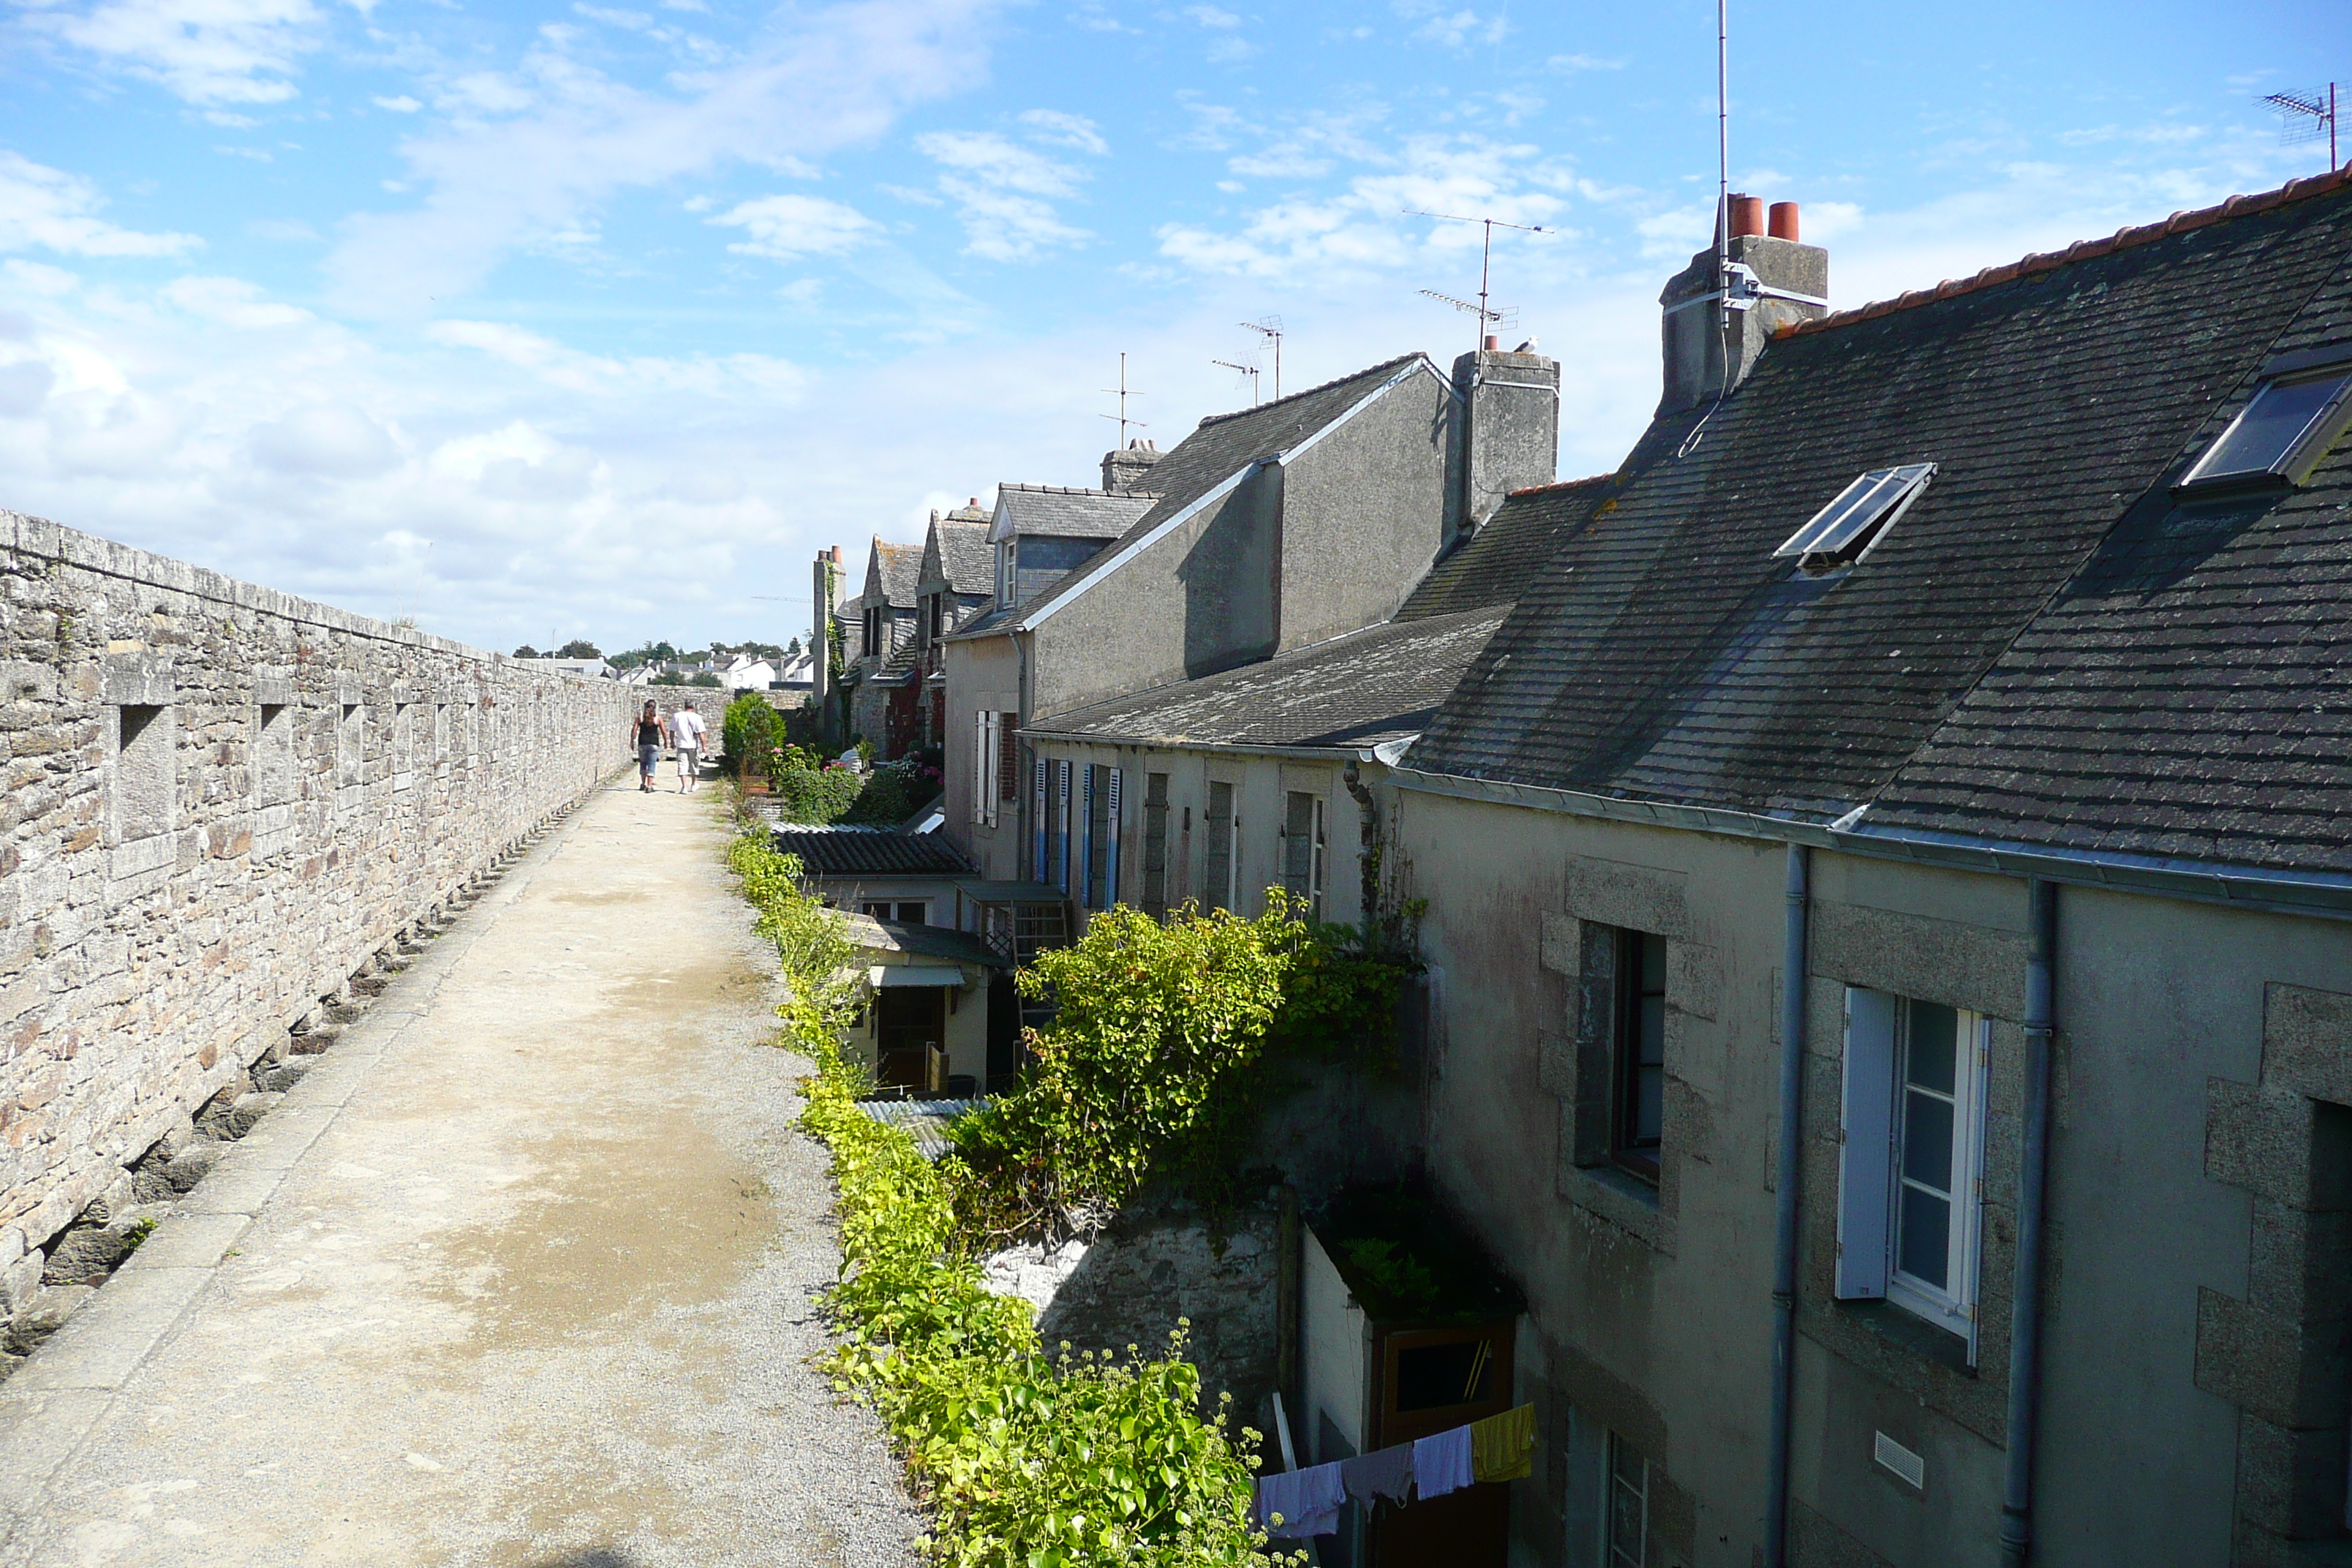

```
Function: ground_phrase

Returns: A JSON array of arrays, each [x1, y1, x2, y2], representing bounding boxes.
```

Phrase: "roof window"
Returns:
[[2179, 363, 2352, 492], [1774, 463, 1935, 571]]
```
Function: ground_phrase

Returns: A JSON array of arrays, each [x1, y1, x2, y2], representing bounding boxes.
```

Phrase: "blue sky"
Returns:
[[0, 0, 2339, 652]]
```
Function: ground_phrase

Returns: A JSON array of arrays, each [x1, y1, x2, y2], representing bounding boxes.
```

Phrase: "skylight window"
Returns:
[[2179, 366, 2352, 491], [1774, 464, 1936, 570]]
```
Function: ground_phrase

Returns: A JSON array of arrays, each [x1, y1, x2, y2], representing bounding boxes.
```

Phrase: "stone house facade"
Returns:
[[840, 535, 923, 756], [0, 510, 633, 1316], [1385, 171, 2352, 1568]]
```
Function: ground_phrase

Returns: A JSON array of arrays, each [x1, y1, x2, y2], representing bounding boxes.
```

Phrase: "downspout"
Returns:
[[2001, 878, 2058, 1567], [1765, 843, 1808, 1568], [1343, 758, 1379, 944]]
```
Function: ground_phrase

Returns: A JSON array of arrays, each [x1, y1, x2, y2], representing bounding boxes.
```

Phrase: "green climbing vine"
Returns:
[[727, 832, 1294, 1567]]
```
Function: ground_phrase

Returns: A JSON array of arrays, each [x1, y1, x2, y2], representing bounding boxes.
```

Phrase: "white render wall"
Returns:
[[0, 510, 634, 1303]]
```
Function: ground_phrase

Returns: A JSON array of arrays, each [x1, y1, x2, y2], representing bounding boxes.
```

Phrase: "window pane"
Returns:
[[1899, 1184, 1951, 1288], [1635, 1058, 1664, 1144], [1903, 1089, 1953, 1188], [2197, 372, 2349, 480], [1907, 1002, 1958, 1093]]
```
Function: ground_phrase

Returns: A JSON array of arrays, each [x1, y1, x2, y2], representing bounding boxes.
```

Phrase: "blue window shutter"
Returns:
[[1837, 986, 1898, 1300], [1079, 766, 1095, 908], [1057, 761, 1071, 892], [1106, 768, 1122, 907], [1032, 756, 1047, 881]]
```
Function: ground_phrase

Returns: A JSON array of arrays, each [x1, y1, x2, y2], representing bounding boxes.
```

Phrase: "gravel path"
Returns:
[[0, 781, 921, 1568]]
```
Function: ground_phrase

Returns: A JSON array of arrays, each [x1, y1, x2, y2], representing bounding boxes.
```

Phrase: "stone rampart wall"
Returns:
[[0, 510, 635, 1305]]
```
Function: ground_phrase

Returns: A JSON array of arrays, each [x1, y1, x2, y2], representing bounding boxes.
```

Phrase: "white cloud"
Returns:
[[1017, 108, 1107, 155], [30, 0, 326, 105], [324, 0, 1002, 314], [1392, 1, 1506, 50], [1182, 4, 1237, 24], [1547, 52, 1624, 72], [249, 404, 401, 475], [4, 260, 82, 295], [372, 94, 421, 112], [709, 193, 880, 258], [0, 154, 203, 258], [916, 129, 1093, 260], [159, 274, 314, 327]]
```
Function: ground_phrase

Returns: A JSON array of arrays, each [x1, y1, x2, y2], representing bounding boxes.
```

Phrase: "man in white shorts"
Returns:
[[668, 702, 706, 793]]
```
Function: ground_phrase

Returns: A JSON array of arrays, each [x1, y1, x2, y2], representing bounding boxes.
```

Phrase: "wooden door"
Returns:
[[1367, 1320, 1515, 1568], [875, 988, 946, 1090]]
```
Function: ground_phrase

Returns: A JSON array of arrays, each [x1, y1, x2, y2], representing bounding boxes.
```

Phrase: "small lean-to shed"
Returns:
[[1300, 1186, 1526, 1568], [837, 913, 1009, 1095]]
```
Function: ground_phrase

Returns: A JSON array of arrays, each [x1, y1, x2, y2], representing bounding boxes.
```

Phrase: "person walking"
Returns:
[[633, 701, 663, 792], [669, 702, 706, 793]]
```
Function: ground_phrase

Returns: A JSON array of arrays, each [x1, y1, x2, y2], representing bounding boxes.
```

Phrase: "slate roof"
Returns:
[[1029, 608, 1509, 751], [1408, 170, 2352, 877], [774, 826, 970, 878], [995, 484, 1156, 540], [1397, 473, 1615, 622], [921, 519, 994, 598], [859, 538, 924, 610]]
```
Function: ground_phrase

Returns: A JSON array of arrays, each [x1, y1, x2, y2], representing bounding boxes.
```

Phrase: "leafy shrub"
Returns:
[[772, 758, 865, 823], [944, 892, 1408, 1243], [727, 834, 1289, 1567], [723, 692, 784, 777]]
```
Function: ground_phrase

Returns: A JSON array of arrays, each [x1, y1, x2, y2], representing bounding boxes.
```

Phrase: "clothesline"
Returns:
[[1253, 1403, 1536, 1539]]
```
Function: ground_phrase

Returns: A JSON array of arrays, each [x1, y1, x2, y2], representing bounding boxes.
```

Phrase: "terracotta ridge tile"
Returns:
[[1773, 166, 2352, 341]]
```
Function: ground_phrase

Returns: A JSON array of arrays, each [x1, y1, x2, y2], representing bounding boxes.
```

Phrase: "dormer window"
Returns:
[[1775, 463, 1935, 573], [997, 540, 1014, 607], [2179, 362, 2352, 493]]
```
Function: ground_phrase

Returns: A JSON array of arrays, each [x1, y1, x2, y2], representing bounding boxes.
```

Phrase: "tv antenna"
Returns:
[[2264, 84, 2340, 170], [1404, 210, 1548, 355], [1098, 351, 1147, 447], [1211, 358, 1262, 406], [1239, 318, 1283, 399]]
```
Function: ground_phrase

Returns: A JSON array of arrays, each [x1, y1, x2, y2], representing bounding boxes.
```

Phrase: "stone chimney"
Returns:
[[1449, 341, 1561, 532], [1659, 195, 1828, 415], [1102, 438, 1161, 494], [812, 543, 843, 723]]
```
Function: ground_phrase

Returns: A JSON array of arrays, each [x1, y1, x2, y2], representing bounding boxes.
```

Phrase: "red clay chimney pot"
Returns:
[[1729, 194, 1766, 238], [1483, 334, 1499, 351], [1768, 201, 1800, 242]]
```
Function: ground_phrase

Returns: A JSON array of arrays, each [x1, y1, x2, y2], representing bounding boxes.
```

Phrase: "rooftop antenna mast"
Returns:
[[1238, 320, 1283, 399], [1098, 351, 1147, 448], [1211, 358, 1262, 406], [2264, 83, 2340, 170], [1404, 209, 1548, 356], [1676, 0, 1733, 460]]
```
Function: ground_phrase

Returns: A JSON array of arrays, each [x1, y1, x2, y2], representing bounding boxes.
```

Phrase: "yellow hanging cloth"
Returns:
[[1469, 1403, 1537, 1483]]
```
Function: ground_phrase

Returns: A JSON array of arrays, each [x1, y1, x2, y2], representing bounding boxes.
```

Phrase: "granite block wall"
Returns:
[[0, 510, 634, 1303]]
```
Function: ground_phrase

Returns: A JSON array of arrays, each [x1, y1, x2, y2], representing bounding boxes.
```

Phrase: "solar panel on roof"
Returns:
[[1774, 463, 1936, 566]]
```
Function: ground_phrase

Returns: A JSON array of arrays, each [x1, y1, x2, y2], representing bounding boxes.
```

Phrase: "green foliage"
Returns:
[[946, 892, 1406, 1240], [1341, 1239, 1437, 1315], [727, 834, 1289, 1567], [555, 638, 602, 659], [511, 644, 540, 658], [723, 693, 784, 777]]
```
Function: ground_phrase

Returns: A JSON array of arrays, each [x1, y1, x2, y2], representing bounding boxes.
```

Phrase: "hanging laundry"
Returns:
[[1255, 1460, 1346, 1538], [1340, 1441, 1416, 1504], [1470, 1403, 1537, 1483], [1411, 1424, 1474, 1500]]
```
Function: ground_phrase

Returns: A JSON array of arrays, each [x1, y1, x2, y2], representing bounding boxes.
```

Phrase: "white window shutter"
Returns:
[[1836, 986, 1898, 1300], [971, 711, 987, 824]]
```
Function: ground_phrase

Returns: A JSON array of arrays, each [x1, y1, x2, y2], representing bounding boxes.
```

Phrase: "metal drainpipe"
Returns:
[[2001, 878, 2058, 1567], [1765, 843, 1808, 1568], [1342, 758, 1379, 943]]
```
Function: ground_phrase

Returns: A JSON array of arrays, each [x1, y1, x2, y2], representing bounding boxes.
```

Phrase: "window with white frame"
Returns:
[[1836, 987, 1990, 1354], [1280, 791, 1327, 919], [1607, 1432, 1657, 1568]]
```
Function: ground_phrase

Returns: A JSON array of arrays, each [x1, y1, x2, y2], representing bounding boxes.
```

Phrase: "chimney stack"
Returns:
[[1102, 437, 1162, 494], [1450, 342, 1561, 533], [1658, 194, 1829, 415]]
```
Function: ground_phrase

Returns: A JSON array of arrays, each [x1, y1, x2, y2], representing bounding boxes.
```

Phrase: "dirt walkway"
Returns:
[[0, 782, 920, 1568]]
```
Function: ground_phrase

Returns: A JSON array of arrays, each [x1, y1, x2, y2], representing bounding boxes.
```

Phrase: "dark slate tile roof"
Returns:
[[1396, 474, 1617, 622], [921, 519, 994, 597], [1030, 608, 1509, 751], [774, 827, 970, 878], [996, 484, 1156, 540], [1409, 175, 2352, 874], [860, 539, 924, 609]]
